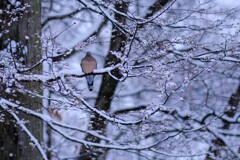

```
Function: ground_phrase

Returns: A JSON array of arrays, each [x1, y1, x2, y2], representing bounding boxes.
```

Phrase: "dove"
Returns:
[[81, 52, 97, 91]]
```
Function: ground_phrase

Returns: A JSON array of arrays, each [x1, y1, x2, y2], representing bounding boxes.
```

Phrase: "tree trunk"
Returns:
[[0, 0, 42, 160], [80, 2, 128, 160], [206, 84, 240, 160]]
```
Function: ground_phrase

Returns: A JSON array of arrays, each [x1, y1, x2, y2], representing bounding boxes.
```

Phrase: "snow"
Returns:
[[1, 0, 240, 159]]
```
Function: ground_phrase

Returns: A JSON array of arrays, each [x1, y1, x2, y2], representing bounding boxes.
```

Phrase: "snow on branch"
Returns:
[[49, 123, 182, 150], [0, 98, 113, 143], [0, 97, 182, 151], [90, 0, 144, 22], [150, 148, 207, 158], [61, 85, 144, 125], [76, 0, 134, 37], [0, 102, 48, 160], [15, 64, 122, 82]]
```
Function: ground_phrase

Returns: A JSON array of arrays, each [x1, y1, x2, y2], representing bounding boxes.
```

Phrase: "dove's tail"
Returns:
[[86, 75, 94, 91]]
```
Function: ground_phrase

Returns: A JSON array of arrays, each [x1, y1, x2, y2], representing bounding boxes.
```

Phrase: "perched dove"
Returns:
[[81, 52, 97, 91]]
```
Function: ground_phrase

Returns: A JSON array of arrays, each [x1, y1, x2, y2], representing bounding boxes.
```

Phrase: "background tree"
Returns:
[[0, 0, 43, 159]]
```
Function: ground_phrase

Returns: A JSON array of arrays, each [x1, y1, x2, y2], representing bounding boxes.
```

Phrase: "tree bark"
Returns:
[[80, 2, 128, 160], [206, 84, 240, 160], [0, 0, 42, 160]]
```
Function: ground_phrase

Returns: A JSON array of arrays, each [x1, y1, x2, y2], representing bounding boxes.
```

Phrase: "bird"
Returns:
[[80, 52, 97, 91]]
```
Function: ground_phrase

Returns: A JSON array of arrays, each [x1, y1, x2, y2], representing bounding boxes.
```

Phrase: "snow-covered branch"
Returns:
[[0, 97, 182, 151], [0, 102, 48, 160], [0, 98, 114, 143], [15, 64, 121, 82]]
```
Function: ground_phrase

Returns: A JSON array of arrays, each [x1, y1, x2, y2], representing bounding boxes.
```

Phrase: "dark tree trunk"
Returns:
[[80, 2, 128, 160], [0, 0, 42, 160]]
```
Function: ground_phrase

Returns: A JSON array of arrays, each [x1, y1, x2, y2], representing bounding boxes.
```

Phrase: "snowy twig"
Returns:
[[15, 64, 122, 82], [48, 121, 181, 150], [150, 148, 207, 158], [65, 87, 143, 125]]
